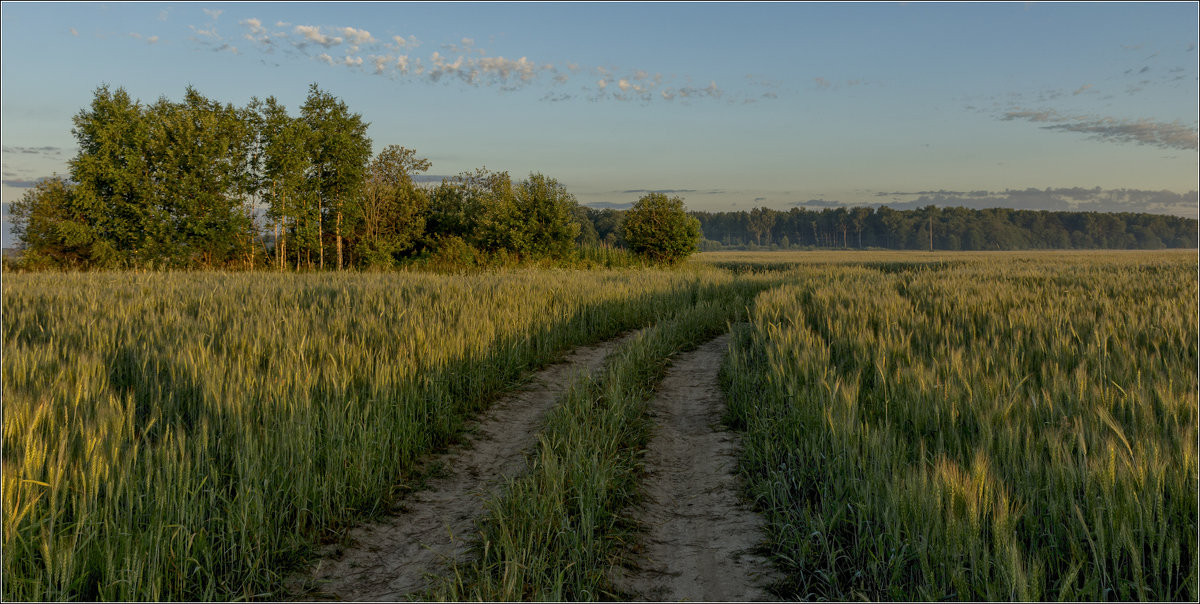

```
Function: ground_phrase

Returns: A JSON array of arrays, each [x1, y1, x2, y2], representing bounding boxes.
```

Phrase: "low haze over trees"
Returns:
[[9, 84, 1197, 270]]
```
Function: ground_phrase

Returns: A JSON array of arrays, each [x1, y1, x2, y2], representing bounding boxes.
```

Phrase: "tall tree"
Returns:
[[255, 96, 313, 270], [355, 145, 431, 266], [144, 87, 254, 267], [69, 85, 158, 262], [300, 84, 372, 270]]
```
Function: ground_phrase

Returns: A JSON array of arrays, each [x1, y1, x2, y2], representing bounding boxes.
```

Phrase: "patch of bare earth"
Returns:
[[286, 333, 635, 602], [610, 334, 781, 602]]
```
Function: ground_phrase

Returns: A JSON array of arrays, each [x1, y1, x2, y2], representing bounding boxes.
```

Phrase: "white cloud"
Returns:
[[147, 35, 159, 44], [597, 79, 607, 89], [190, 24, 219, 39], [343, 55, 363, 68], [241, 18, 266, 35], [372, 55, 391, 74], [340, 26, 372, 47], [317, 53, 334, 65], [294, 25, 342, 48], [203, 8, 222, 20], [158, 9, 168, 22]]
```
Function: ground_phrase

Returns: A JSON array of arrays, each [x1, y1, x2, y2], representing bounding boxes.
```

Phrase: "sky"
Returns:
[[1, 2, 1197, 246]]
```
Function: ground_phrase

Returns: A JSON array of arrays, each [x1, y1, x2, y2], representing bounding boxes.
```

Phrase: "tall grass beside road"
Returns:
[[433, 274, 778, 600], [2, 267, 729, 601], [724, 253, 1197, 601]]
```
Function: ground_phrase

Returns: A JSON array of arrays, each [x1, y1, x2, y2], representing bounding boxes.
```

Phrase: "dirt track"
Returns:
[[609, 334, 780, 602], [287, 333, 634, 601]]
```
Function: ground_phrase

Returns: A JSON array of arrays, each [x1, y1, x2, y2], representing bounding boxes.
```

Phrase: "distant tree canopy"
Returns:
[[689, 205, 1198, 251], [9, 84, 1197, 270]]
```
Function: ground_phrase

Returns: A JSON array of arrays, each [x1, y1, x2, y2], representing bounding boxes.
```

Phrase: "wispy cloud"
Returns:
[[219, 17, 746, 104], [1002, 108, 1198, 151], [294, 25, 342, 48], [2, 146, 64, 156]]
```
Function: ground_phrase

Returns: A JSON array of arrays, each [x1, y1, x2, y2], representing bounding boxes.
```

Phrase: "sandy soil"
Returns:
[[286, 333, 635, 602], [609, 334, 781, 602]]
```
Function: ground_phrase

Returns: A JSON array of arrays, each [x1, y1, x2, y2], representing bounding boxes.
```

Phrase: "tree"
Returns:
[[144, 87, 255, 267], [621, 192, 701, 264], [300, 84, 372, 270], [255, 96, 314, 270], [9, 177, 118, 268], [354, 145, 431, 266], [69, 85, 159, 262], [746, 206, 776, 246], [509, 173, 581, 259]]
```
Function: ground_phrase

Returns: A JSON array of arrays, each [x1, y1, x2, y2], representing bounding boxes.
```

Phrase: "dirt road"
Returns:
[[287, 333, 634, 601], [610, 334, 780, 602]]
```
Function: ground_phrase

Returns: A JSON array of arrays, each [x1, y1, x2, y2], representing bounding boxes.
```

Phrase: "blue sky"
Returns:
[[2, 2, 1197, 246]]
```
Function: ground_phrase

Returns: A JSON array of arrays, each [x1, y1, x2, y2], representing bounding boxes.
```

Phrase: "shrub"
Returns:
[[621, 193, 701, 265]]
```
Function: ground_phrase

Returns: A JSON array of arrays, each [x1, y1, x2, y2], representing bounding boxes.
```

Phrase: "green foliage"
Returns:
[[429, 170, 580, 261], [427, 167, 512, 248], [422, 234, 483, 272], [353, 145, 432, 267], [144, 87, 257, 267], [512, 173, 581, 259], [254, 96, 315, 270], [300, 83, 373, 270], [68, 85, 158, 260], [8, 177, 117, 269], [622, 192, 702, 264]]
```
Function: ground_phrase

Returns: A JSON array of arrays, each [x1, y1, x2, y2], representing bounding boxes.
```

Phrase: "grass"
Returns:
[[430, 274, 778, 600], [722, 251, 1197, 601], [5, 250, 1194, 601], [2, 266, 739, 601]]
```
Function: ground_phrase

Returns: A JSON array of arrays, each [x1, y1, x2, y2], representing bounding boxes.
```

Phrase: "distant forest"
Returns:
[[669, 206, 1198, 251], [576, 204, 1197, 252]]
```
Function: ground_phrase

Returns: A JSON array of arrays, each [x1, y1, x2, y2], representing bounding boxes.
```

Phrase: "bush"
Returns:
[[621, 193, 702, 265]]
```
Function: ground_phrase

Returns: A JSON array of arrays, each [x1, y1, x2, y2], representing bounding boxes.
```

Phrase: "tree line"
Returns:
[[10, 84, 652, 270], [690, 205, 1198, 251], [10, 84, 1195, 270]]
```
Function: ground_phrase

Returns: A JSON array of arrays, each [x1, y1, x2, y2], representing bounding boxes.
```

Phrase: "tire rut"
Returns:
[[286, 332, 637, 602], [610, 334, 780, 602]]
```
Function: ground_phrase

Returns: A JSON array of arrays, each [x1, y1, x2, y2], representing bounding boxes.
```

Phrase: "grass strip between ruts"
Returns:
[[429, 281, 770, 601]]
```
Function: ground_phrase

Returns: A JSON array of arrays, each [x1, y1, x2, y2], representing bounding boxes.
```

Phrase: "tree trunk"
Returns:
[[318, 198, 324, 270], [336, 206, 343, 270]]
